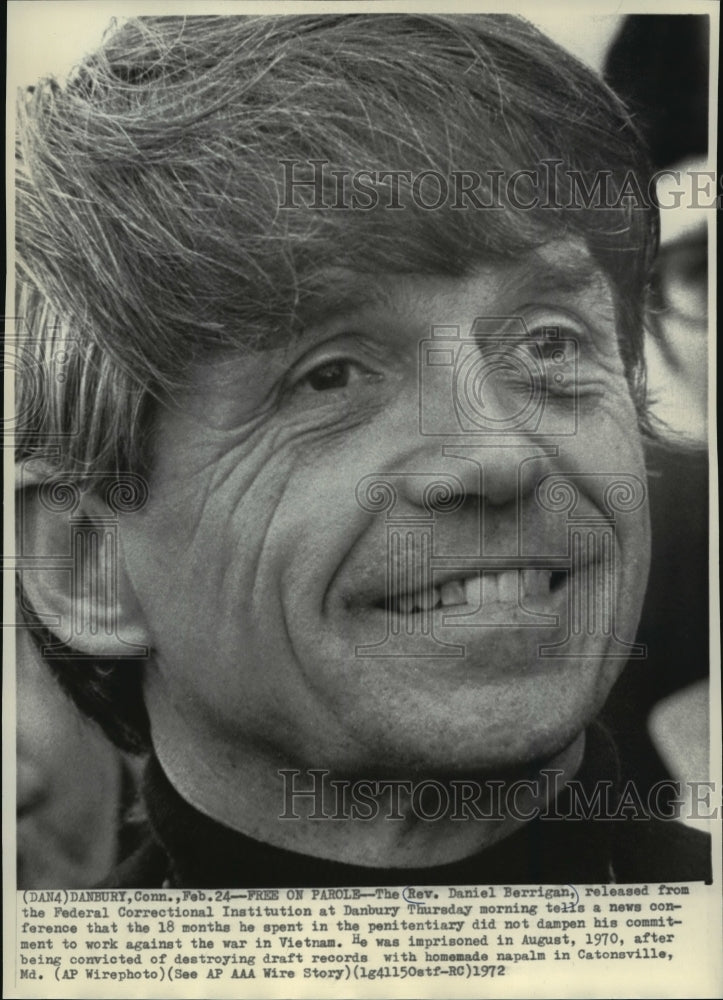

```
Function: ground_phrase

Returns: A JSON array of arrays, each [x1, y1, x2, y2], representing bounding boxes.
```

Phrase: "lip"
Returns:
[[335, 566, 591, 672], [341, 565, 610, 652]]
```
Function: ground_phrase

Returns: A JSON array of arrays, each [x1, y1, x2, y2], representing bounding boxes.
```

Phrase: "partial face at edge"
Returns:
[[119, 240, 651, 780]]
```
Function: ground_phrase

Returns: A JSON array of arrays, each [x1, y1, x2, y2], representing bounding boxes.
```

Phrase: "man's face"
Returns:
[[120, 240, 650, 782]]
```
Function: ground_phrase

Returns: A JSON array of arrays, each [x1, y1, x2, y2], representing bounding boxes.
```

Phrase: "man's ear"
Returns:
[[16, 460, 151, 657]]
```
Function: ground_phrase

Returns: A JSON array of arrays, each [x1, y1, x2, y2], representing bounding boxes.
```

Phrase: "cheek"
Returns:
[[591, 403, 650, 556], [124, 430, 293, 601], [122, 431, 358, 713], [573, 392, 649, 503]]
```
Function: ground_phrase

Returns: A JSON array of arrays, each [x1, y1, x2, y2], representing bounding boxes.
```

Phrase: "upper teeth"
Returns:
[[394, 570, 552, 614]]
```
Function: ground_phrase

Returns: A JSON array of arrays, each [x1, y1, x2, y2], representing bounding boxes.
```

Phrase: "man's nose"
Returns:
[[388, 381, 555, 514]]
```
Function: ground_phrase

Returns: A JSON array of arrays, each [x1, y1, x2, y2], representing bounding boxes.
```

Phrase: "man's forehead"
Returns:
[[297, 240, 610, 329]]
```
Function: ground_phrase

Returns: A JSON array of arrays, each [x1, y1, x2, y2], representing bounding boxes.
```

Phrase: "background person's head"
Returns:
[[16, 15, 658, 856], [16, 627, 128, 888]]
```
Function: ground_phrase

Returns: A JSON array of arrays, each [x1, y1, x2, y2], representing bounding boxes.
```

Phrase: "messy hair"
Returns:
[[15, 13, 659, 750], [16, 13, 658, 475]]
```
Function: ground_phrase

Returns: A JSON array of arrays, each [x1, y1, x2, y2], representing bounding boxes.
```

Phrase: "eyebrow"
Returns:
[[296, 271, 396, 330], [497, 252, 608, 305], [295, 250, 609, 335]]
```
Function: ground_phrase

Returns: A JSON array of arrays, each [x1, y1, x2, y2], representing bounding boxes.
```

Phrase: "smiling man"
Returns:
[[15, 14, 710, 887]]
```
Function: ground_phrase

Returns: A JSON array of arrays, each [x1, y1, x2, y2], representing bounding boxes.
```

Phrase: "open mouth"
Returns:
[[381, 569, 567, 614]]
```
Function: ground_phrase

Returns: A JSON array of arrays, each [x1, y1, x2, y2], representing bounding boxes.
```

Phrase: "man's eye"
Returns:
[[305, 360, 351, 392]]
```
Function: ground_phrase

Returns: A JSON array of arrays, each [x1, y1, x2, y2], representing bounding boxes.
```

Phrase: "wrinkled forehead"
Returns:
[[294, 239, 614, 331]]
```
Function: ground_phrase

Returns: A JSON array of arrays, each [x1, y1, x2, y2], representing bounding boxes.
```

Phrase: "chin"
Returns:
[[388, 658, 614, 773]]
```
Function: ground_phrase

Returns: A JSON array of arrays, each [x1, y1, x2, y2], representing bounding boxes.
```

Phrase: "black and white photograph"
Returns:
[[5, 2, 720, 997]]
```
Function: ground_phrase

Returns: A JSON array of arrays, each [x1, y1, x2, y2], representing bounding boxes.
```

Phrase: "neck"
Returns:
[[149, 718, 585, 869]]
